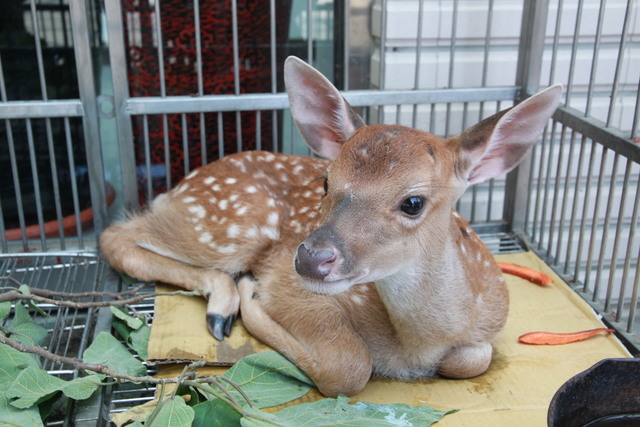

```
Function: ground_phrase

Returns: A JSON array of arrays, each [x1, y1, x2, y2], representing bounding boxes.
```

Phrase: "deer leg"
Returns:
[[237, 275, 372, 397], [437, 342, 493, 379], [100, 223, 239, 340]]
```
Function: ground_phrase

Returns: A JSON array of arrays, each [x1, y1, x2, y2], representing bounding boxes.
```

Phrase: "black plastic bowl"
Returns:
[[548, 358, 640, 427]]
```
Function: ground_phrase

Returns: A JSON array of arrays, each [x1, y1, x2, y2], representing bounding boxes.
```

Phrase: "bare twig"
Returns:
[[0, 288, 202, 308]]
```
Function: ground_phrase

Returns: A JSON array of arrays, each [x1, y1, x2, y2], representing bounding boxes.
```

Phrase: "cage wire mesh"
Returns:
[[0, 0, 639, 424]]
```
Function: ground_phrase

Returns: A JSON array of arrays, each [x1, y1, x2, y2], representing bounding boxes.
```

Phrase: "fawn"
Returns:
[[100, 56, 562, 397]]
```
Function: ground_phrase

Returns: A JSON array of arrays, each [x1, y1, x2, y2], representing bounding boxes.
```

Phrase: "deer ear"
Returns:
[[457, 84, 563, 184], [285, 56, 365, 160]]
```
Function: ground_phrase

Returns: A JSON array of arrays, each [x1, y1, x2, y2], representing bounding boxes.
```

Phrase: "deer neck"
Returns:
[[373, 213, 467, 344]]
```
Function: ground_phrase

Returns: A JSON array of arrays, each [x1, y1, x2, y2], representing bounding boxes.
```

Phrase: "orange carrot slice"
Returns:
[[518, 328, 615, 345], [497, 262, 553, 286]]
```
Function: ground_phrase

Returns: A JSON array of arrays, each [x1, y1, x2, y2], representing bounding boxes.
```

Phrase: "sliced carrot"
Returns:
[[518, 328, 615, 345], [497, 262, 553, 286]]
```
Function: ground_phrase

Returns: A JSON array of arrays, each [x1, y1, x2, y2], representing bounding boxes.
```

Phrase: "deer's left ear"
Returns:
[[455, 84, 563, 185]]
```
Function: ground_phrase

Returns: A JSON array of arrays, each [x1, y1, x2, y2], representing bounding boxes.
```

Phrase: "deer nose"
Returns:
[[295, 243, 338, 281]]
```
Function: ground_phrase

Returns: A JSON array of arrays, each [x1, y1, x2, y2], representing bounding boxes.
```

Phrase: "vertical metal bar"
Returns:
[[593, 152, 619, 301], [506, 0, 550, 234], [4, 118, 27, 249], [45, 118, 65, 245], [564, 0, 583, 105], [64, 117, 83, 247], [606, 0, 632, 127], [29, 0, 49, 100], [479, 0, 494, 119], [26, 119, 47, 249], [200, 112, 207, 165], [604, 158, 630, 312], [378, 0, 387, 91], [307, 0, 314, 65], [143, 115, 153, 202], [104, 0, 139, 212], [616, 168, 639, 321], [343, 0, 351, 89], [583, 146, 607, 292], [547, 125, 568, 261], [412, 0, 425, 128], [445, 0, 458, 137], [538, 122, 559, 250], [530, 125, 548, 241], [181, 114, 189, 174], [548, 0, 563, 86], [575, 140, 597, 285], [555, 129, 577, 266], [564, 134, 587, 275], [632, 75, 640, 141], [217, 112, 224, 158], [628, 245, 640, 332], [270, 0, 278, 153], [585, 0, 606, 116], [153, 1, 172, 185], [193, 0, 204, 96], [256, 111, 262, 151], [231, 0, 242, 152]]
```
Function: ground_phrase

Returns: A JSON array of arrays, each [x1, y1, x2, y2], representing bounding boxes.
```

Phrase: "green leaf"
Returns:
[[119, 272, 139, 287], [0, 393, 43, 427], [110, 306, 144, 330], [17, 285, 30, 295], [6, 366, 102, 409], [8, 304, 48, 346], [264, 395, 455, 426], [222, 351, 314, 409], [128, 325, 150, 360], [192, 399, 242, 427], [0, 302, 12, 323], [82, 332, 146, 378], [146, 396, 194, 427], [0, 343, 42, 387]]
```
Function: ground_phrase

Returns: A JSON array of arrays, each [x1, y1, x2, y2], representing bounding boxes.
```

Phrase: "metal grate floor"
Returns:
[[0, 233, 526, 425]]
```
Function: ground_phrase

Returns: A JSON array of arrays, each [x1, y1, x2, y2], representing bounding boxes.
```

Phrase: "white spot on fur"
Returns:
[[186, 170, 199, 180], [176, 184, 189, 194], [183, 196, 196, 203], [225, 177, 237, 184], [246, 227, 258, 238], [219, 200, 228, 210], [227, 224, 240, 238], [351, 295, 364, 305], [218, 244, 238, 254], [209, 197, 218, 204], [267, 198, 276, 207], [188, 205, 206, 219], [204, 176, 216, 185], [303, 190, 313, 198], [212, 184, 221, 191], [460, 244, 467, 255], [229, 194, 239, 202], [452, 211, 461, 218], [260, 227, 279, 240], [293, 165, 304, 174], [194, 225, 203, 232], [198, 232, 213, 243], [236, 206, 248, 216], [275, 162, 285, 170], [245, 185, 257, 194], [483, 261, 491, 267], [267, 212, 279, 226]]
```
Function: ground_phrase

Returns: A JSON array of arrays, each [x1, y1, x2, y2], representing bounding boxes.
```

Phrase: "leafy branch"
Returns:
[[0, 282, 454, 426]]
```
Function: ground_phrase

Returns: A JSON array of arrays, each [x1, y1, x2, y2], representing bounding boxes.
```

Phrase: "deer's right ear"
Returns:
[[285, 56, 365, 160]]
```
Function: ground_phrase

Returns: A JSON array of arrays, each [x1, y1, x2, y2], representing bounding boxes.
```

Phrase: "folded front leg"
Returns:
[[238, 276, 372, 397]]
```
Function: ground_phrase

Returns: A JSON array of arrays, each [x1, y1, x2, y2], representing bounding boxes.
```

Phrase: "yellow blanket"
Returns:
[[147, 251, 630, 426]]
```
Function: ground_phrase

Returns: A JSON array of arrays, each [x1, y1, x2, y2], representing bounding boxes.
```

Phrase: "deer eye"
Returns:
[[400, 196, 425, 217], [323, 178, 329, 195]]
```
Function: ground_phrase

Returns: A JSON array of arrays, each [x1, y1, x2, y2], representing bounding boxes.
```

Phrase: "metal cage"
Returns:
[[0, 0, 639, 424]]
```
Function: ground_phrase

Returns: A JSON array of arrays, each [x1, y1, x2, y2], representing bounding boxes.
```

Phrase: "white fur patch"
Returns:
[[245, 185, 257, 194], [227, 224, 240, 238], [204, 176, 216, 185], [198, 232, 213, 243], [225, 177, 238, 184], [188, 205, 206, 219], [219, 200, 228, 210]]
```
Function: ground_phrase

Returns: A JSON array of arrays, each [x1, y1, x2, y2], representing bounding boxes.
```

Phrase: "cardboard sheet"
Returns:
[[147, 251, 630, 425]]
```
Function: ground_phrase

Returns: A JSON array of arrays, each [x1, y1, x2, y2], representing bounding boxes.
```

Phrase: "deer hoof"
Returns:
[[207, 313, 235, 341]]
